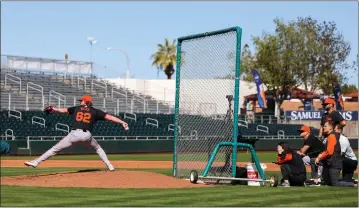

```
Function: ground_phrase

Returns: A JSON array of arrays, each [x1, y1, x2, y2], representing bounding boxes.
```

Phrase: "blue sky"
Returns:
[[1, 1, 358, 85]]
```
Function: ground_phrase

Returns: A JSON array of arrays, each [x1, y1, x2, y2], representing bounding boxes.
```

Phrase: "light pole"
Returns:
[[88, 37, 97, 76], [106, 47, 130, 79]]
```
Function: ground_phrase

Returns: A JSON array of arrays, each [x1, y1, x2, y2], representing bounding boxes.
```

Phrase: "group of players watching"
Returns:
[[274, 98, 358, 187]]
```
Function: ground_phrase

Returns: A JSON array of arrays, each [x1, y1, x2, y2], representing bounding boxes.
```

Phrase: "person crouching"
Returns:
[[297, 125, 324, 186], [315, 121, 356, 187], [275, 142, 307, 187], [334, 124, 358, 184]]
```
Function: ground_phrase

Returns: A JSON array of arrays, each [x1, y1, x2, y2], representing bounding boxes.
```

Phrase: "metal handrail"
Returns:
[[8, 109, 22, 120], [168, 124, 181, 134], [8, 93, 11, 110], [49, 90, 66, 108], [277, 130, 285, 139], [124, 112, 136, 121], [238, 120, 248, 128], [256, 125, 269, 134], [32, 116, 46, 127], [112, 87, 128, 112], [26, 82, 44, 110], [145, 118, 159, 128], [91, 79, 107, 97], [190, 130, 198, 140], [26, 82, 43, 93], [70, 75, 87, 90], [131, 94, 147, 113], [5, 73, 22, 94], [111, 87, 127, 99], [55, 123, 69, 133], [5, 129, 15, 140], [168, 124, 175, 131]]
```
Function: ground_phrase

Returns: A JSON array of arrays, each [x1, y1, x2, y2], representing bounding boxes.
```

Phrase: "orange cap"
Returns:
[[78, 95, 92, 102], [322, 98, 335, 105], [298, 125, 311, 133]]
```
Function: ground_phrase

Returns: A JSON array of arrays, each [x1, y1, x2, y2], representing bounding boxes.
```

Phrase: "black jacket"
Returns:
[[277, 150, 306, 176]]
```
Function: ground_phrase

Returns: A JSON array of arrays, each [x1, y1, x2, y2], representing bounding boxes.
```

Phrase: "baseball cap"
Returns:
[[78, 95, 92, 102], [322, 98, 335, 105], [297, 125, 311, 133]]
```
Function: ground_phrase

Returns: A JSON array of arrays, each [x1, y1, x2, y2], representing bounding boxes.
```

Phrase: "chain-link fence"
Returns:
[[174, 27, 242, 179]]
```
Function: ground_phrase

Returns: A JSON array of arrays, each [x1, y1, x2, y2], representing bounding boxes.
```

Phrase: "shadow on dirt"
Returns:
[[22, 169, 105, 178], [76, 169, 102, 173]]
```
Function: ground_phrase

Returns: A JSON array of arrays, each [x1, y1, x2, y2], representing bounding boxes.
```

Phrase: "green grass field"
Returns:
[[1, 153, 358, 207], [2, 183, 357, 207], [2, 151, 357, 163]]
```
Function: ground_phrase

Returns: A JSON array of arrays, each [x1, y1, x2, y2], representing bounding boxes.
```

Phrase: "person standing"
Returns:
[[24, 95, 129, 171], [319, 98, 346, 139]]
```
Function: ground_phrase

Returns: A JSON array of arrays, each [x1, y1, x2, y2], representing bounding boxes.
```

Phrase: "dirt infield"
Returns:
[[1, 160, 357, 189], [1, 170, 208, 189], [0, 160, 282, 189], [1, 160, 283, 171], [1, 160, 280, 171], [2, 160, 358, 172]]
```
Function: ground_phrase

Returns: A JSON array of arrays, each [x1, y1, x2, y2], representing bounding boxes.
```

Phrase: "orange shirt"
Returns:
[[276, 153, 293, 164]]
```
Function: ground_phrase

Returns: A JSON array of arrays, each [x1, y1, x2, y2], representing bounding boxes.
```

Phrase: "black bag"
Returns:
[[231, 166, 248, 185]]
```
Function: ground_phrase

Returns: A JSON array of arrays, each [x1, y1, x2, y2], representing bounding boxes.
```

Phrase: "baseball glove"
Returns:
[[44, 106, 54, 114]]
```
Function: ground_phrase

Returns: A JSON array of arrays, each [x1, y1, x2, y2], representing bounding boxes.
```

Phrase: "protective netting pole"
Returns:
[[173, 27, 242, 180]]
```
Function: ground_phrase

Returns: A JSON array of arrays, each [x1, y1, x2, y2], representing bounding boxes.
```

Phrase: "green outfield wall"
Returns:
[[3, 138, 357, 156]]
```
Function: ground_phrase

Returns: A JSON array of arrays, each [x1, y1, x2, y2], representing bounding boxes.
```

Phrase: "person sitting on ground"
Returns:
[[297, 125, 325, 186], [334, 124, 358, 184], [315, 121, 357, 187], [274, 142, 307, 187]]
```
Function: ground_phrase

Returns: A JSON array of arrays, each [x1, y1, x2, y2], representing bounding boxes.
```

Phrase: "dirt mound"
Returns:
[[0, 170, 209, 189]]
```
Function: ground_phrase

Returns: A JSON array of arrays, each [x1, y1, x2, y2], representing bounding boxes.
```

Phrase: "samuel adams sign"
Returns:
[[285, 111, 358, 121]]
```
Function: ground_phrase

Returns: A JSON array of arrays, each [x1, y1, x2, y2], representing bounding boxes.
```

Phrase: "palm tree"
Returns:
[[151, 38, 177, 80]]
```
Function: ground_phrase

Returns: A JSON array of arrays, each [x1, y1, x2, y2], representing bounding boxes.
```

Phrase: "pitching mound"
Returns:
[[1, 170, 209, 189]]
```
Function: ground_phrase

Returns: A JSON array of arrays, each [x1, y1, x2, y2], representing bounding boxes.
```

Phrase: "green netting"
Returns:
[[173, 27, 242, 179]]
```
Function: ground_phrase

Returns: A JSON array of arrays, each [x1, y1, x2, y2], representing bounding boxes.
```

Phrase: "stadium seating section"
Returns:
[[0, 110, 174, 138], [1, 110, 319, 139], [0, 68, 172, 114], [1, 68, 320, 139]]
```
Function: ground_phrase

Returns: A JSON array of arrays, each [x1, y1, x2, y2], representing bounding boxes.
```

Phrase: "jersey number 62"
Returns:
[[76, 112, 92, 123]]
